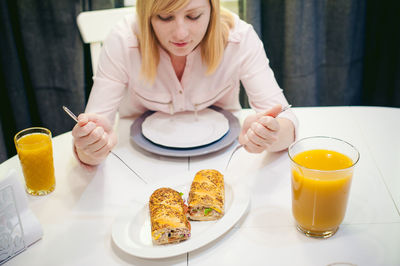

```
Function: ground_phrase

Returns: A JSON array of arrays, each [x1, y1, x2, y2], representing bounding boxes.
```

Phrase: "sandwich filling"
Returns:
[[189, 206, 222, 219]]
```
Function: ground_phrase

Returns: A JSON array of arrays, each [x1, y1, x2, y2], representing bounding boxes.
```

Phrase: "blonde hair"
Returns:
[[136, 0, 234, 83]]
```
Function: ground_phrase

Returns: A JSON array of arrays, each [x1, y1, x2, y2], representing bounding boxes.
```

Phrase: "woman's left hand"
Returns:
[[239, 105, 294, 153]]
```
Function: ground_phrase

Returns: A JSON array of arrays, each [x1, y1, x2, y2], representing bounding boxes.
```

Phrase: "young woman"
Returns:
[[72, 0, 298, 166]]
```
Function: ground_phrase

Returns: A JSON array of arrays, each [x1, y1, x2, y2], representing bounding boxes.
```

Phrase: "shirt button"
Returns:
[[179, 90, 183, 94]]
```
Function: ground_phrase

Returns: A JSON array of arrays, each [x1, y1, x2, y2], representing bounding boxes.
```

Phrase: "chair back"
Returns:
[[77, 7, 135, 74]]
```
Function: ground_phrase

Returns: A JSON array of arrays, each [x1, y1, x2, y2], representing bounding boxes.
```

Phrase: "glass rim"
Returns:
[[14, 127, 52, 145], [288, 136, 360, 173]]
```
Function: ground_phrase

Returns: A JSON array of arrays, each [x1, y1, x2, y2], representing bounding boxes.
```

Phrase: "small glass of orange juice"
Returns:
[[14, 127, 56, 196], [288, 136, 359, 238]]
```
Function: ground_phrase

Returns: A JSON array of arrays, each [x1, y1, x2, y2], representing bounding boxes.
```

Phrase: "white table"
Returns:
[[1, 107, 399, 266]]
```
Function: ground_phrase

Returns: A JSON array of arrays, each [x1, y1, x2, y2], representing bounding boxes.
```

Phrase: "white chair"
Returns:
[[77, 7, 135, 74]]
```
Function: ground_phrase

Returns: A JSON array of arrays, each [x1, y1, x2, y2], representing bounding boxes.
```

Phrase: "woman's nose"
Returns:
[[173, 19, 189, 40]]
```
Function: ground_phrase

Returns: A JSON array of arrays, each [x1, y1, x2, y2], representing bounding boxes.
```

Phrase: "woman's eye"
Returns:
[[187, 14, 202, 20], [157, 15, 173, 21]]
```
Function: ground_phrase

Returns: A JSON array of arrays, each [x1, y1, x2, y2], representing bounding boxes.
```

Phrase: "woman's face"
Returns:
[[151, 0, 211, 58]]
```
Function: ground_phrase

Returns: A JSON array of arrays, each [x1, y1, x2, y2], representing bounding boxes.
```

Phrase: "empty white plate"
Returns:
[[141, 108, 229, 148]]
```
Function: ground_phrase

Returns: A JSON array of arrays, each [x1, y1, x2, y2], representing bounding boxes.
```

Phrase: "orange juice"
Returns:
[[291, 149, 354, 236], [15, 128, 55, 195]]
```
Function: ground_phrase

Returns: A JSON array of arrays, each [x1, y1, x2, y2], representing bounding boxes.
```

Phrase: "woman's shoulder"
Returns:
[[227, 13, 258, 44]]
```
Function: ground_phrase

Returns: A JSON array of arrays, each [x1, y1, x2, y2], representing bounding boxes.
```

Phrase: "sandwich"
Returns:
[[187, 169, 225, 221], [149, 187, 191, 245]]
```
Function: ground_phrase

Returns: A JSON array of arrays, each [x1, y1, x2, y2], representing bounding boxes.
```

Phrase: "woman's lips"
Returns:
[[172, 42, 188, 47]]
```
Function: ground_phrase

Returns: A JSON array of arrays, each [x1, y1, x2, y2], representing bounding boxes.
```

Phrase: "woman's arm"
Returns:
[[72, 20, 132, 166], [237, 20, 298, 153]]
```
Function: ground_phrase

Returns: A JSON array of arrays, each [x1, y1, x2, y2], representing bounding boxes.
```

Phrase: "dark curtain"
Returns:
[[362, 1, 400, 106], [0, 0, 123, 163], [241, 0, 400, 107]]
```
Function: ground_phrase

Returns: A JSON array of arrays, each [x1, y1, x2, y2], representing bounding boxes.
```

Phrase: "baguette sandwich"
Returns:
[[149, 187, 191, 245], [187, 169, 225, 221]]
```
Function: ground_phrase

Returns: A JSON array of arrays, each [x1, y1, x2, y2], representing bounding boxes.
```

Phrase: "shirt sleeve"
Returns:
[[238, 24, 299, 136], [85, 24, 130, 125]]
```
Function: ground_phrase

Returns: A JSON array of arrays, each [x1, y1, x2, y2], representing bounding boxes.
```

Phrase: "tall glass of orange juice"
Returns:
[[288, 136, 359, 238], [14, 127, 56, 196]]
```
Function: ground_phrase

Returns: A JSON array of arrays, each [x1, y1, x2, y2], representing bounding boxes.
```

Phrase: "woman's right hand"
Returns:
[[71, 113, 117, 166]]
